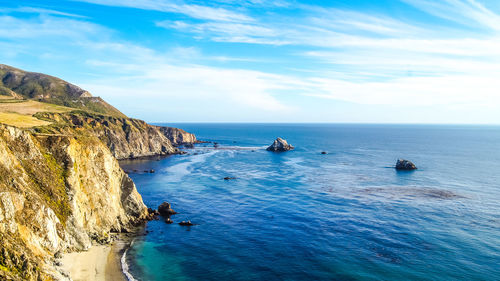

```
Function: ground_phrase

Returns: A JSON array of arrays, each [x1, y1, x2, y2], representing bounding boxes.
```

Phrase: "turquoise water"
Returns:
[[120, 124, 500, 280]]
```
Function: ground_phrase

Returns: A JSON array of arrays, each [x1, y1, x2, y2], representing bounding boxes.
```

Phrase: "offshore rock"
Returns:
[[395, 159, 417, 170], [267, 138, 294, 152], [158, 202, 177, 216]]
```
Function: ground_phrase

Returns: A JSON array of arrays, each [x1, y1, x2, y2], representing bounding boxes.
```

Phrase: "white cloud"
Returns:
[[402, 0, 500, 31], [305, 75, 500, 107], [156, 20, 290, 44], [75, 0, 253, 22], [0, 15, 107, 39], [0, 7, 87, 18], [2, 1, 500, 123]]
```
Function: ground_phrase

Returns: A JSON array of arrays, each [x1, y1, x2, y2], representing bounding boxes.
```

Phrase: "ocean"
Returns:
[[119, 124, 500, 281]]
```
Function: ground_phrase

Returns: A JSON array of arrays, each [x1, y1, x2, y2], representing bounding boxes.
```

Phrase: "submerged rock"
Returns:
[[158, 202, 177, 216], [266, 138, 294, 152], [165, 217, 174, 224], [179, 220, 194, 226], [395, 159, 417, 170]]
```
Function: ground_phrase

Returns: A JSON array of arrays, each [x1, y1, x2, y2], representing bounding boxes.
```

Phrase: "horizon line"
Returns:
[[150, 121, 500, 126]]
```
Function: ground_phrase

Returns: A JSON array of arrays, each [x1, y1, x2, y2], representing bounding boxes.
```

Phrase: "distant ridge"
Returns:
[[0, 64, 126, 118]]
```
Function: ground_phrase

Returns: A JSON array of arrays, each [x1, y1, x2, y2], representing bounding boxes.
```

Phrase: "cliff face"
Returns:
[[158, 126, 197, 146], [32, 111, 198, 159], [0, 124, 148, 280], [0, 64, 199, 280]]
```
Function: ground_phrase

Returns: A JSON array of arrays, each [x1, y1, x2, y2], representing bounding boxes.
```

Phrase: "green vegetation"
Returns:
[[0, 64, 126, 118]]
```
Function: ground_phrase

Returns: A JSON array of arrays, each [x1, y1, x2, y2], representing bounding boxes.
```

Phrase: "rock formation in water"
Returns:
[[395, 159, 417, 170], [0, 64, 198, 280], [158, 202, 177, 216], [266, 137, 294, 152]]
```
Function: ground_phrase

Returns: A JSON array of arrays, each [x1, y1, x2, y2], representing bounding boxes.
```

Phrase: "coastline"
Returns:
[[58, 232, 139, 281]]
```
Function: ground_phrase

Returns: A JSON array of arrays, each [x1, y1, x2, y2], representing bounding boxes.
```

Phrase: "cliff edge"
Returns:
[[0, 64, 198, 280], [0, 124, 148, 280]]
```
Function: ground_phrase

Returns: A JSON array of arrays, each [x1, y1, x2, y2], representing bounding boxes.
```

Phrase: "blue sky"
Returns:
[[1, 0, 499, 123]]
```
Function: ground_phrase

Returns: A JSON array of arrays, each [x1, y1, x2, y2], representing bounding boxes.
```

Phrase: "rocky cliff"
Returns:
[[0, 124, 148, 280], [0, 64, 198, 280], [32, 111, 183, 159], [158, 126, 197, 146]]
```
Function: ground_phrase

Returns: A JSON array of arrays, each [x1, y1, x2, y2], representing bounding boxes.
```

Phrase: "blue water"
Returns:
[[120, 124, 500, 281]]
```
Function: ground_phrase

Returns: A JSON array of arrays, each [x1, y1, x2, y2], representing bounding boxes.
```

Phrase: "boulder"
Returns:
[[158, 202, 177, 216], [395, 159, 417, 170], [165, 217, 174, 224], [266, 138, 294, 152], [146, 208, 160, 220]]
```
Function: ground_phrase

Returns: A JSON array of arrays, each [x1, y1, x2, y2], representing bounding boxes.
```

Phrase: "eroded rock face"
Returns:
[[266, 138, 294, 152], [395, 159, 417, 170], [158, 126, 197, 146], [33, 112, 182, 160], [0, 124, 148, 280]]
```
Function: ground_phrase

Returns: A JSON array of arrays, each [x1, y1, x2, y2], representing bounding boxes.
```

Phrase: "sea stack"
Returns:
[[395, 159, 417, 170], [158, 202, 178, 216], [267, 138, 294, 152]]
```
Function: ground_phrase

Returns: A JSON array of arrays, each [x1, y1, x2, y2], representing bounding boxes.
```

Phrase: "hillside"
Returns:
[[0, 64, 126, 118], [0, 64, 197, 158]]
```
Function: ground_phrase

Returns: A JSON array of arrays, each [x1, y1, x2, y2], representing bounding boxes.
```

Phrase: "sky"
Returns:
[[0, 0, 499, 123]]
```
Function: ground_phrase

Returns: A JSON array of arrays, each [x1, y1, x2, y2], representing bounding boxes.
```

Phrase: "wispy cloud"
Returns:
[[75, 0, 253, 22], [2, 0, 500, 122], [0, 15, 106, 39], [402, 0, 500, 31], [0, 7, 87, 18], [156, 20, 289, 45]]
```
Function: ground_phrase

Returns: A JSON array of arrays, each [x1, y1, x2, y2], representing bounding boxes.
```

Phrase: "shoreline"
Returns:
[[58, 232, 139, 281]]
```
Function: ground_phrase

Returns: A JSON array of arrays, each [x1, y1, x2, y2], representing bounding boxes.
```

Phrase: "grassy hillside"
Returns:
[[0, 100, 72, 128], [0, 64, 126, 118]]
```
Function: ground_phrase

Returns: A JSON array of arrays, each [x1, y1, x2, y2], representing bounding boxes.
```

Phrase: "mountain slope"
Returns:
[[0, 64, 197, 158], [0, 64, 125, 118]]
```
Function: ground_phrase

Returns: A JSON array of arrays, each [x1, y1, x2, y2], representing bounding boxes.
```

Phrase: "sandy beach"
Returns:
[[59, 240, 128, 281]]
